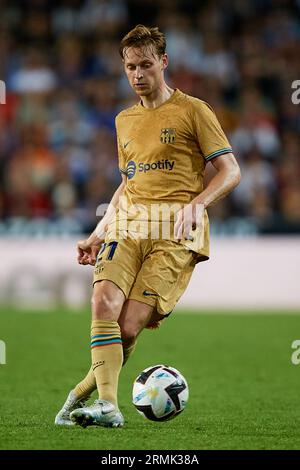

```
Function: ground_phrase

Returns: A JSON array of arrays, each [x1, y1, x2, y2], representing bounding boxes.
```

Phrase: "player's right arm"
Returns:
[[77, 175, 126, 265]]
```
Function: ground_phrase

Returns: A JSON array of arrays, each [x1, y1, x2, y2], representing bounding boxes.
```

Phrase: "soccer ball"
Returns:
[[132, 364, 189, 421]]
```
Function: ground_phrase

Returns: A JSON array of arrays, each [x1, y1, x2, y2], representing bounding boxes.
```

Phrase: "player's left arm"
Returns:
[[196, 152, 241, 208], [174, 153, 241, 239]]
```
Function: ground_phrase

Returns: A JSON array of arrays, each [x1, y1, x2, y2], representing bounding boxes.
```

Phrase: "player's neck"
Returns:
[[140, 84, 174, 109]]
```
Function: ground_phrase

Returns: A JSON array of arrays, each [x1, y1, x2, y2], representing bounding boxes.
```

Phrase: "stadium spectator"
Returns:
[[1, 0, 300, 234]]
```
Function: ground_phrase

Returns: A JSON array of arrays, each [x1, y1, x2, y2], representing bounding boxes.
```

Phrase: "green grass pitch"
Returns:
[[0, 308, 300, 450]]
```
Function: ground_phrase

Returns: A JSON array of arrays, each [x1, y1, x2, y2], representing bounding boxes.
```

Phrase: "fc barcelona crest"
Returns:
[[160, 128, 176, 144]]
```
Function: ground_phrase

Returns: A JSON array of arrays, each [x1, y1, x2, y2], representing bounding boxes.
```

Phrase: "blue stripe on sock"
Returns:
[[91, 339, 122, 347]]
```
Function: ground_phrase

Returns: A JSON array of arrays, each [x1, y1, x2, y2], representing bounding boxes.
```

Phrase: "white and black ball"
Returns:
[[132, 365, 189, 421]]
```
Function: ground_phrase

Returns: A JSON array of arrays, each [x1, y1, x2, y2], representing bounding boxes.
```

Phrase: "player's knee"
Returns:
[[91, 291, 121, 320]]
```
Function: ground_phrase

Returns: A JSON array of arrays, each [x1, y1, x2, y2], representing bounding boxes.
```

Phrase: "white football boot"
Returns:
[[54, 390, 89, 426], [70, 399, 124, 428]]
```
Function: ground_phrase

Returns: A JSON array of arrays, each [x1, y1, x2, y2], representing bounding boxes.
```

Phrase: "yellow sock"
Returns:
[[122, 338, 137, 366], [91, 320, 123, 407], [73, 366, 96, 399]]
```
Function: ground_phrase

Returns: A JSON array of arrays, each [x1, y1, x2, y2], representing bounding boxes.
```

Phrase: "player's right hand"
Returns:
[[77, 239, 102, 266]]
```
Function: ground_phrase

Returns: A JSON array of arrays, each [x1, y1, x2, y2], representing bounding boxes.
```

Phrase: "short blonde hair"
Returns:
[[119, 24, 166, 59]]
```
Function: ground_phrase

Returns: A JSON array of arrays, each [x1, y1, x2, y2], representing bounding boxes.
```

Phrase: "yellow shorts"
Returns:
[[93, 237, 197, 318]]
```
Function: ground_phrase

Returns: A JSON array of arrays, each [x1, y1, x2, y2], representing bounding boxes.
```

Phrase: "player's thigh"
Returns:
[[118, 299, 155, 339], [93, 237, 142, 302], [129, 240, 197, 318], [92, 280, 126, 321]]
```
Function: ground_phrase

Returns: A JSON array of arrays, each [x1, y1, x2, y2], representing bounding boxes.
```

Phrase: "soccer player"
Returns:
[[55, 25, 241, 428]]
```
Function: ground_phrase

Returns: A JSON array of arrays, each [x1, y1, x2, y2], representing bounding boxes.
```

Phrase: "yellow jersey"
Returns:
[[113, 89, 233, 262]]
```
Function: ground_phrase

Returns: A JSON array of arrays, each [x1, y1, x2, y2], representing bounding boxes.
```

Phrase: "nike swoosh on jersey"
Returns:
[[143, 290, 158, 297], [123, 139, 134, 149]]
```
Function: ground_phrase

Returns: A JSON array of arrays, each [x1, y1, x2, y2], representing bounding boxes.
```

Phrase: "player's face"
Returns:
[[123, 46, 168, 97]]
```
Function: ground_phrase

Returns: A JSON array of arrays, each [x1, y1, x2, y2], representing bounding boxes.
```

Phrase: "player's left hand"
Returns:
[[174, 202, 204, 240]]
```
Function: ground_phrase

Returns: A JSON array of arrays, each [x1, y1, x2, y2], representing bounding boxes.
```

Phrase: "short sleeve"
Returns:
[[116, 133, 127, 175], [115, 115, 127, 175], [192, 100, 233, 162]]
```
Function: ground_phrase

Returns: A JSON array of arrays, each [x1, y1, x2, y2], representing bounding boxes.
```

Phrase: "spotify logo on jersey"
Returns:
[[126, 161, 137, 180], [126, 159, 175, 179]]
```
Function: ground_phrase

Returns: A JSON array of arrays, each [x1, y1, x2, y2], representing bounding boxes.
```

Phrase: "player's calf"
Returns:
[[122, 337, 137, 366]]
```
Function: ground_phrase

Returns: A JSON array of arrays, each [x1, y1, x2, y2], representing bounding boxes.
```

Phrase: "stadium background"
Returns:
[[0, 0, 300, 451]]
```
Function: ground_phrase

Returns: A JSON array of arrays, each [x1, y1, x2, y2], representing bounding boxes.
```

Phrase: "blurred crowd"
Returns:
[[0, 0, 300, 235]]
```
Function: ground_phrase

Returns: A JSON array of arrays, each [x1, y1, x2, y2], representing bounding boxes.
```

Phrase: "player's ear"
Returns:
[[161, 53, 168, 70]]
